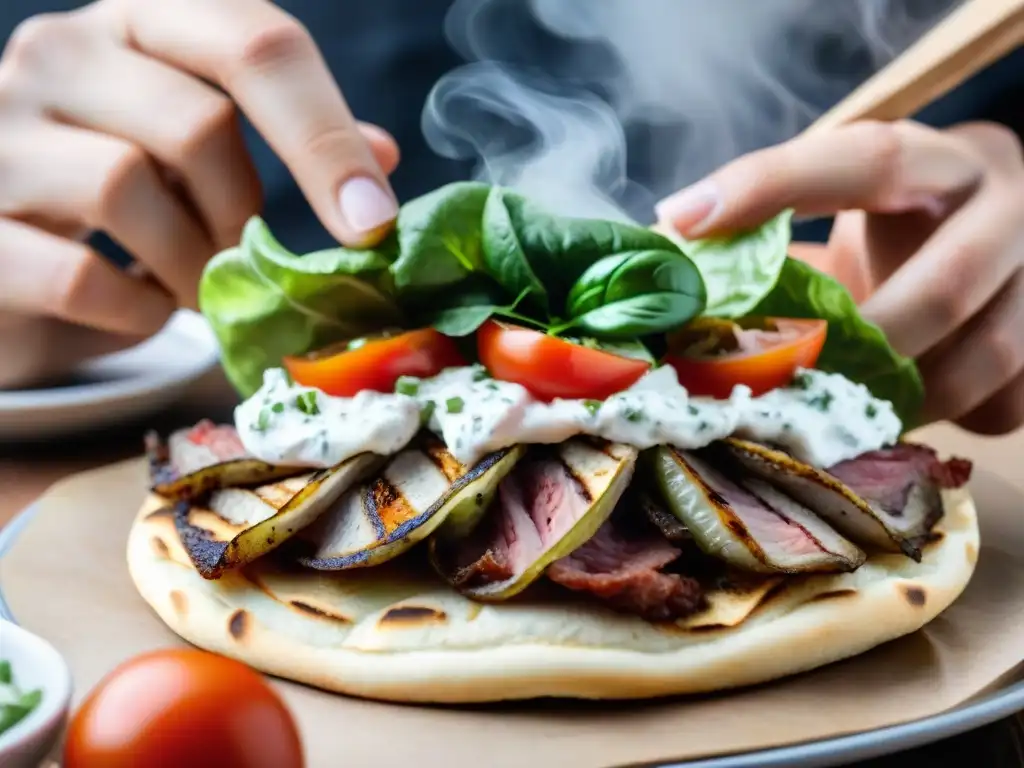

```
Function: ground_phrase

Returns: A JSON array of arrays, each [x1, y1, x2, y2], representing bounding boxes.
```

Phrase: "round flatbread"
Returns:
[[127, 486, 979, 703]]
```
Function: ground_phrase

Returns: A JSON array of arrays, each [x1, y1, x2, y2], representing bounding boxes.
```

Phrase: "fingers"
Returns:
[[955, 369, 1024, 436], [0, 217, 175, 335], [915, 269, 1024, 425], [0, 123, 215, 308], [860, 183, 1024, 359], [0, 313, 142, 390], [655, 120, 984, 239], [18, 30, 261, 249], [109, 0, 398, 247]]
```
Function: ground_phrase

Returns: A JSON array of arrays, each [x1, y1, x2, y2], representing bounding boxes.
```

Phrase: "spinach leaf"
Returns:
[[390, 181, 491, 292], [752, 257, 924, 428], [421, 277, 533, 337], [480, 187, 549, 310], [561, 250, 707, 338], [482, 187, 682, 314], [682, 209, 793, 318], [559, 336, 657, 364], [199, 217, 404, 397]]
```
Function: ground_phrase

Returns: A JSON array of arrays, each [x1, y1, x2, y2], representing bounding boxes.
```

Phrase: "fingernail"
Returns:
[[338, 176, 397, 235], [654, 181, 721, 237]]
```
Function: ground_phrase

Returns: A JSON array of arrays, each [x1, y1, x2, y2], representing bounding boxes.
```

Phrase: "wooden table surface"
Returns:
[[1, 372, 1021, 767], [0, 369, 239, 528]]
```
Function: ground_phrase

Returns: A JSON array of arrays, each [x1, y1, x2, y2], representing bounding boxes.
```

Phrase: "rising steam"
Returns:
[[422, 0, 962, 223]]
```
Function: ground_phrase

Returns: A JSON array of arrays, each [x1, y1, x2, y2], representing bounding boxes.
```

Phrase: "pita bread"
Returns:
[[126, 480, 978, 703]]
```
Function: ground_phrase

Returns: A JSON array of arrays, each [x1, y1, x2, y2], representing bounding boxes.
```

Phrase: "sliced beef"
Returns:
[[146, 420, 249, 482], [826, 443, 972, 544], [431, 440, 637, 600], [547, 497, 705, 622], [166, 420, 248, 475], [640, 490, 691, 544], [449, 551, 515, 589]]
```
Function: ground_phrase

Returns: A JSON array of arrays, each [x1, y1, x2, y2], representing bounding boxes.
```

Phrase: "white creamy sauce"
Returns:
[[235, 364, 901, 471], [735, 369, 902, 469], [235, 368, 421, 467]]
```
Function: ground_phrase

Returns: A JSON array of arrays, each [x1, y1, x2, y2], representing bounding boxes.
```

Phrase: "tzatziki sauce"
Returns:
[[235, 364, 902, 470], [235, 368, 421, 467]]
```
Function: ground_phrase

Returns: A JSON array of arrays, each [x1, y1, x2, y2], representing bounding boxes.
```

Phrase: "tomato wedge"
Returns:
[[664, 317, 827, 399], [283, 328, 466, 397], [477, 319, 652, 401]]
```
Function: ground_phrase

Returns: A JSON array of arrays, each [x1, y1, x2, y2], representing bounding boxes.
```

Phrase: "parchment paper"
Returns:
[[1, 424, 1022, 768]]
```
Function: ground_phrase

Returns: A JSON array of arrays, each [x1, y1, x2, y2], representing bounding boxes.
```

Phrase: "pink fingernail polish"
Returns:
[[654, 181, 721, 236], [338, 176, 397, 234]]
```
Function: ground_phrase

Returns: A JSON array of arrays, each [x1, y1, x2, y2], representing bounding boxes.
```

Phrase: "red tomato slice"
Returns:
[[476, 319, 652, 401], [283, 328, 466, 397], [63, 649, 303, 768], [664, 317, 827, 398]]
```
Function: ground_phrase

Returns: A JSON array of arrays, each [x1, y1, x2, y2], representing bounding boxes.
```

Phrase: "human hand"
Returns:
[[0, 0, 400, 388], [655, 120, 1024, 435]]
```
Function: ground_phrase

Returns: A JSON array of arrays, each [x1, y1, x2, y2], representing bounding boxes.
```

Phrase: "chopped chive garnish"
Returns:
[[445, 396, 464, 414], [582, 400, 602, 416], [624, 407, 644, 423], [271, 402, 284, 413], [256, 408, 271, 431], [420, 400, 436, 424], [866, 403, 878, 419], [395, 376, 420, 396], [295, 391, 320, 416], [472, 368, 491, 382]]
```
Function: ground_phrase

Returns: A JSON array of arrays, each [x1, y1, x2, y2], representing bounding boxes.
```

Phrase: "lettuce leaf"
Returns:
[[198, 217, 405, 397], [752, 257, 924, 428], [680, 209, 793, 318]]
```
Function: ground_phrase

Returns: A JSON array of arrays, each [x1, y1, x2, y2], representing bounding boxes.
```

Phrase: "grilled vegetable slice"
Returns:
[[146, 422, 303, 501], [174, 452, 381, 578], [294, 435, 525, 570], [651, 445, 865, 574], [433, 438, 638, 600], [721, 438, 926, 559]]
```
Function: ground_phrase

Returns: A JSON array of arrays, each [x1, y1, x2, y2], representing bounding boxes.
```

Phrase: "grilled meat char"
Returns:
[[548, 494, 705, 622]]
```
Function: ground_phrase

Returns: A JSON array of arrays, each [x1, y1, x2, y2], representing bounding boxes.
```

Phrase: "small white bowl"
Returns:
[[0, 309, 221, 441], [0, 620, 73, 768]]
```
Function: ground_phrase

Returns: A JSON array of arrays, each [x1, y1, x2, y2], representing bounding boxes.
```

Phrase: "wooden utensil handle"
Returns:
[[807, 0, 1024, 133]]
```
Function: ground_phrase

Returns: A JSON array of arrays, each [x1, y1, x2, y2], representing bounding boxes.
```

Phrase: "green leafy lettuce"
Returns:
[[676, 209, 793, 318], [752, 257, 924, 427], [199, 217, 404, 397]]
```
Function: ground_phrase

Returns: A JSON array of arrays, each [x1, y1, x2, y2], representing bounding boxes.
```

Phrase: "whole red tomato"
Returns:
[[63, 648, 304, 768]]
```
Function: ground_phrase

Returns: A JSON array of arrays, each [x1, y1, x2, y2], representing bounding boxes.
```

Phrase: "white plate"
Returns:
[[0, 311, 220, 441], [0, 619, 73, 768]]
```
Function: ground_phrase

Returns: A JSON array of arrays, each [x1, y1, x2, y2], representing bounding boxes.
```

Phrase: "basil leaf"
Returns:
[[752, 257, 924, 428], [391, 181, 491, 292], [569, 293, 706, 338], [198, 217, 404, 396], [563, 250, 706, 338], [683, 209, 793, 318]]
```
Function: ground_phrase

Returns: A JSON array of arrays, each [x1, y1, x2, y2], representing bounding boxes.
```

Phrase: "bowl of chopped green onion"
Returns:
[[0, 619, 72, 767]]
